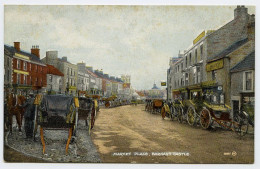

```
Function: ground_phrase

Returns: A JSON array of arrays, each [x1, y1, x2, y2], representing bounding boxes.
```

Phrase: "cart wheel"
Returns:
[[200, 108, 212, 129], [233, 112, 249, 137], [177, 106, 183, 123], [187, 106, 197, 126], [161, 107, 166, 119]]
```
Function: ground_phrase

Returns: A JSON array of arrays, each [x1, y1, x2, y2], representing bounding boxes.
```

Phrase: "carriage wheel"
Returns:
[[200, 108, 212, 129], [233, 112, 249, 137], [161, 107, 166, 119], [187, 106, 197, 126], [177, 107, 183, 123]]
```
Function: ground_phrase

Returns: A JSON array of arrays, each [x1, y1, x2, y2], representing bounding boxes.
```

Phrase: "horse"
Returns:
[[7, 93, 27, 134]]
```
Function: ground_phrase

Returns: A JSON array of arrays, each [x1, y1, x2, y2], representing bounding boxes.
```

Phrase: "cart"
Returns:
[[78, 97, 94, 134], [152, 99, 163, 114], [33, 94, 79, 154], [199, 87, 235, 131]]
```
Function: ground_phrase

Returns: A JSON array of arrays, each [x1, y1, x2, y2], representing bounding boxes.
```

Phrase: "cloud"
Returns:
[[4, 5, 255, 90]]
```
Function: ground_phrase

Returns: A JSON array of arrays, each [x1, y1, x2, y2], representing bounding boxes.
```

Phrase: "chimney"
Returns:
[[14, 42, 20, 52], [234, 5, 248, 19], [31, 45, 40, 58], [247, 14, 255, 41]]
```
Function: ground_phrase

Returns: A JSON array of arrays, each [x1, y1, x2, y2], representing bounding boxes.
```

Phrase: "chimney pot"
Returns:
[[31, 45, 40, 58], [14, 42, 20, 52]]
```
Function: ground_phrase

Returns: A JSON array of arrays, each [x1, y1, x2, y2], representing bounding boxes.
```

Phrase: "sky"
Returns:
[[4, 5, 255, 90]]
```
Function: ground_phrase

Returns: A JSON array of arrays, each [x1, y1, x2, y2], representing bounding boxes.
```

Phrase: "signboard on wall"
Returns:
[[161, 82, 166, 86], [206, 59, 224, 72]]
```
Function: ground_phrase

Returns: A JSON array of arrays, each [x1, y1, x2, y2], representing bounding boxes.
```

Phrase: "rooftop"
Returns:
[[230, 51, 255, 73], [4, 44, 45, 65], [47, 64, 64, 76], [207, 38, 249, 62]]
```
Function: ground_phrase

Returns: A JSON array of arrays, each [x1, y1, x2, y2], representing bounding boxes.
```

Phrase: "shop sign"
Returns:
[[15, 53, 30, 60], [161, 82, 166, 86], [201, 80, 216, 87], [14, 69, 29, 75], [206, 59, 224, 72], [193, 31, 205, 44]]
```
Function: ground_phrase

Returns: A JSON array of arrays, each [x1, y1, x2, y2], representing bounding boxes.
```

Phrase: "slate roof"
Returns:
[[4, 44, 45, 65], [47, 64, 64, 76], [230, 51, 255, 73], [207, 38, 249, 62], [86, 69, 100, 79]]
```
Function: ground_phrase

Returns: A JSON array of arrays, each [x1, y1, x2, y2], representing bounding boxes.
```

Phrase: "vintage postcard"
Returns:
[[2, 4, 255, 166]]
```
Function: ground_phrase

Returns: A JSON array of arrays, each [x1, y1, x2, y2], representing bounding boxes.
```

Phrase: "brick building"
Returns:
[[4, 42, 47, 94]]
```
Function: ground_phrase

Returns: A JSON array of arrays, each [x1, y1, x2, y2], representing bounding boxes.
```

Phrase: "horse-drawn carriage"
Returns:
[[147, 99, 164, 114], [32, 94, 79, 154], [103, 96, 118, 108], [167, 83, 253, 137], [199, 86, 249, 136]]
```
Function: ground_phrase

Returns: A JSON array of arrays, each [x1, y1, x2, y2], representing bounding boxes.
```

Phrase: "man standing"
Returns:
[[23, 93, 35, 138]]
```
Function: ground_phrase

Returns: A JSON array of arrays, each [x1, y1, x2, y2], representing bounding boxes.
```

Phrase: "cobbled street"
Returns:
[[91, 104, 254, 164], [5, 120, 101, 163]]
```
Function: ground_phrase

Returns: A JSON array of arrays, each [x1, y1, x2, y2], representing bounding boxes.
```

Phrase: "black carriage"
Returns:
[[33, 94, 79, 154]]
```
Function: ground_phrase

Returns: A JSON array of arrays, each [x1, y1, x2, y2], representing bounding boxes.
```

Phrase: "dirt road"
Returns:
[[91, 104, 254, 163]]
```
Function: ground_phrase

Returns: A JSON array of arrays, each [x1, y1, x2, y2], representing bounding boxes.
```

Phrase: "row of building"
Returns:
[[167, 6, 255, 117], [4, 42, 133, 100]]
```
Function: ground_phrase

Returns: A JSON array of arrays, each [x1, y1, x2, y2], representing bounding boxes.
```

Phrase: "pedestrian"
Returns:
[[23, 92, 36, 138]]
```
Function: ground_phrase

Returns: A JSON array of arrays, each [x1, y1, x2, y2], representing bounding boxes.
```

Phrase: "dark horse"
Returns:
[[7, 93, 26, 134]]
